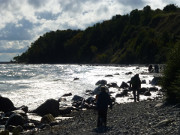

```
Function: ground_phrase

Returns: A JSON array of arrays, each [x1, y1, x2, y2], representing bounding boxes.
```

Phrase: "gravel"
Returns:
[[28, 99, 180, 135]]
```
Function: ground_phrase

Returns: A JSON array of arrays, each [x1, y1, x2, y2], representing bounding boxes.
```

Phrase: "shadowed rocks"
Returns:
[[0, 96, 16, 113], [31, 99, 60, 117]]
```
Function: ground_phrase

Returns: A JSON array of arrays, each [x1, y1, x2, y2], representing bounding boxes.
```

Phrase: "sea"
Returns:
[[0, 64, 161, 110]]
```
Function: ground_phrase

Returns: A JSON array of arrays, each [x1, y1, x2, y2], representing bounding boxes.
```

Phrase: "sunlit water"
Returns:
[[0, 64, 161, 110]]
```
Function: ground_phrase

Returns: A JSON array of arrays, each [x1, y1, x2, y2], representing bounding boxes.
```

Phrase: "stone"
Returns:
[[50, 121, 59, 127], [59, 107, 72, 115], [125, 72, 132, 75], [155, 103, 164, 108], [0, 117, 8, 125], [12, 125, 23, 135], [39, 124, 51, 130], [0, 130, 9, 135], [116, 90, 128, 97], [58, 97, 67, 102], [31, 99, 60, 117], [23, 123, 35, 130], [95, 80, 107, 85], [85, 97, 95, 104], [73, 78, 79, 81], [6, 125, 16, 132], [141, 80, 146, 84], [93, 85, 109, 95], [5, 113, 26, 128], [155, 119, 174, 127], [107, 82, 118, 88], [12, 109, 27, 117], [19, 105, 28, 113], [139, 88, 148, 94], [120, 82, 129, 89], [105, 75, 113, 77], [144, 91, 151, 96], [41, 114, 56, 124], [72, 95, 84, 102], [150, 76, 162, 85], [149, 87, 158, 92], [85, 90, 93, 95], [62, 93, 72, 97], [0, 96, 16, 113]]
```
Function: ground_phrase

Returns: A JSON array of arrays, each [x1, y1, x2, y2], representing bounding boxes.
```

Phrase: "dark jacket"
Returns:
[[130, 75, 141, 89], [96, 91, 112, 111]]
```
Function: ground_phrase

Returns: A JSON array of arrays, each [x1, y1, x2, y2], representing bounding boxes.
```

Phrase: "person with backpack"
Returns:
[[130, 74, 141, 102], [96, 86, 112, 128]]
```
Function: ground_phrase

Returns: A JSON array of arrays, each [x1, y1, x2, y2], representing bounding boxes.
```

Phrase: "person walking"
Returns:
[[96, 86, 112, 128], [130, 74, 141, 102]]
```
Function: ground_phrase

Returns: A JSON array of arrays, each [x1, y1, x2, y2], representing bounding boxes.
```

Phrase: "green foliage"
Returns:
[[163, 4, 178, 12], [13, 4, 180, 64], [161, 42, 180, 104]]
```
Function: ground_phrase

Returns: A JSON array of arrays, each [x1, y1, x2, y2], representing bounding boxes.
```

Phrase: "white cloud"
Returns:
[[0, 40, 29, 61], [0, 53, 18, 62], [0, 40, 29, 51], [0, 0, 179, 61]]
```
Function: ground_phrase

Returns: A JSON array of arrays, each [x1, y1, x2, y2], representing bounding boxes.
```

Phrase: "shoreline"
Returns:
[[23, 98, 180, 135], [0, 64, 168, 134]]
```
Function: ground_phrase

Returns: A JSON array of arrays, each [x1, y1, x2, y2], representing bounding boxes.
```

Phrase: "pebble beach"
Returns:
[[27, 98, 180, 135]]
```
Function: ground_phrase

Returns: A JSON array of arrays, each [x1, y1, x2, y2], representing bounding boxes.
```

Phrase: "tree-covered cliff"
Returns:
[[13, 4, 180, 64]]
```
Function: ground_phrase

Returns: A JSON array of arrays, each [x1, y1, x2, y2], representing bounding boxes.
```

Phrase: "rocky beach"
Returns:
[[0, 82, 180, 135], [24, 98, 180, 135], [0, 64, 179, 135]]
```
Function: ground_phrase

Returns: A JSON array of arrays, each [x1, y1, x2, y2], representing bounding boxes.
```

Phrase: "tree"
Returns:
[[163, 4, 178, 12], [142, 5, 152, 25], [130, 9, 141, 25], [161, 42, 180, 104]]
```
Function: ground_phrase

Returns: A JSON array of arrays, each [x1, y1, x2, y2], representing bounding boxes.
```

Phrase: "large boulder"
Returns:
[[5, 113, 26, 128], [150, 76, 162, 85], [72, 95, 85, 109], [95, 80, 107, 85], [31, 99, 60, 117], [93, 85, 109, 95], [120, 82, 129, 89], [0, 96, 16, 113]]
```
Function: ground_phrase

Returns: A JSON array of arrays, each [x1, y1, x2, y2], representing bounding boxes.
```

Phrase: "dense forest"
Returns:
[[13, 4, 180, 64]]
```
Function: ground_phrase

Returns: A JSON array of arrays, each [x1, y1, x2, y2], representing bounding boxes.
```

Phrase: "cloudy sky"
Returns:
[[0, 0, 179, 62]]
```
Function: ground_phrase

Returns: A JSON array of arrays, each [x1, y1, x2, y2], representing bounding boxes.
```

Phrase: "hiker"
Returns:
[[148, 64, 153, 73], [154, 64, 159, 73], [96, 86, 112, 128], [130, 74, 141, 102]]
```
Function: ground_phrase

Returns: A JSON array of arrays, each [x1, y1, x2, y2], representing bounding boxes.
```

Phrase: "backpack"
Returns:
[[131, 75, 141, 89]]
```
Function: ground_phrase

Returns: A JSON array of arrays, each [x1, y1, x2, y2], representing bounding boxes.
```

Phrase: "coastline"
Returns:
[[24, 98, 180, 135], [0, 64, 171, 134]]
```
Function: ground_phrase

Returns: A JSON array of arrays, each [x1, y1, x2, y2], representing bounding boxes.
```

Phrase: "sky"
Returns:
[[0, 0, 179, 62]]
